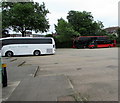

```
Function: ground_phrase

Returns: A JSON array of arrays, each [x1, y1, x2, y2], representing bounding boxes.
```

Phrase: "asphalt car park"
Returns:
[[2, 48, 118, 101]]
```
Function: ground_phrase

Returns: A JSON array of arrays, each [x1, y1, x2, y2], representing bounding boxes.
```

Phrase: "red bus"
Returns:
[[73, 36, 116, 49]]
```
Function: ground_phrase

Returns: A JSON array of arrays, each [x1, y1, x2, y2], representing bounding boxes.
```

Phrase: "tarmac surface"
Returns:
[[2, 48, 118, 101]]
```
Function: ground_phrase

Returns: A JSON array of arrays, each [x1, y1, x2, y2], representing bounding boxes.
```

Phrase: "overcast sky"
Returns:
[[11, 0, 119, 34], [33, 0, 119, 34]]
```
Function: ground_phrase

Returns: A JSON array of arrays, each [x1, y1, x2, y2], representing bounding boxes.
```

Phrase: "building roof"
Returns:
[[104, 26, 119, 34]]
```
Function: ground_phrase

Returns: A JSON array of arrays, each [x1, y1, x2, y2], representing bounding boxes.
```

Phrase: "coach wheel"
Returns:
[[5, 51, 13, 57], [34, 50, 41, 56]]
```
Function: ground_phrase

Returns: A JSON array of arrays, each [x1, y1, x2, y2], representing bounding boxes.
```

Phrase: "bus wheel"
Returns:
[[108, 46, 111, 48], [83, 46, 86, 48], [89, 46, 94, 49], [34, 50, 41, 56], [5, 51, 13, 57]]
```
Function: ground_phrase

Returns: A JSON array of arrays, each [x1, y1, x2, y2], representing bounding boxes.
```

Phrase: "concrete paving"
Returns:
[[1, 48, 118, 101], [2, 81, 20, 101], [24, 48, 118, 101], [7, 74, 74, 101], [2, 56, 75, 101], [2, 57, 37, 82], [0, 84, 2, 103], [2, 57, 37, 101]]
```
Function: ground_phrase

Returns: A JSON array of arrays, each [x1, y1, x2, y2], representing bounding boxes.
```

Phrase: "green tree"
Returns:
[[117, 27, 120, 37], [55, 18, 80, 42], [67, 10, 105, 36], [45, 34, 53, 37], [92, 21, 106, 36], [117, 27, 120, 43], [0, 11, 2, 38], [2, 2, 49, 37], [54, 18, 80, 48], [2, 30, 10, 37]]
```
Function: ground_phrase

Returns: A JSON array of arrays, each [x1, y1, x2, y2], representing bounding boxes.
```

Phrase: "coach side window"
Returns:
[[40, 39, 52, 44]]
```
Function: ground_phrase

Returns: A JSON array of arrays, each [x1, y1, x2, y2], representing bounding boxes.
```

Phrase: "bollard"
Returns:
[[2, 64, 7, 87]]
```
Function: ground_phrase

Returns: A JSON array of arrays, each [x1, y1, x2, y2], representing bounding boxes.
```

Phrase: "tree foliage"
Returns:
[[117, 27, 120, 43], [117, 27, 120, 37], [55, 18, 80, 42], [67, 10, 105, 36], [2, 2, 49, 37], [2, 29, 10, 37], [54, 11, 106, 47]]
